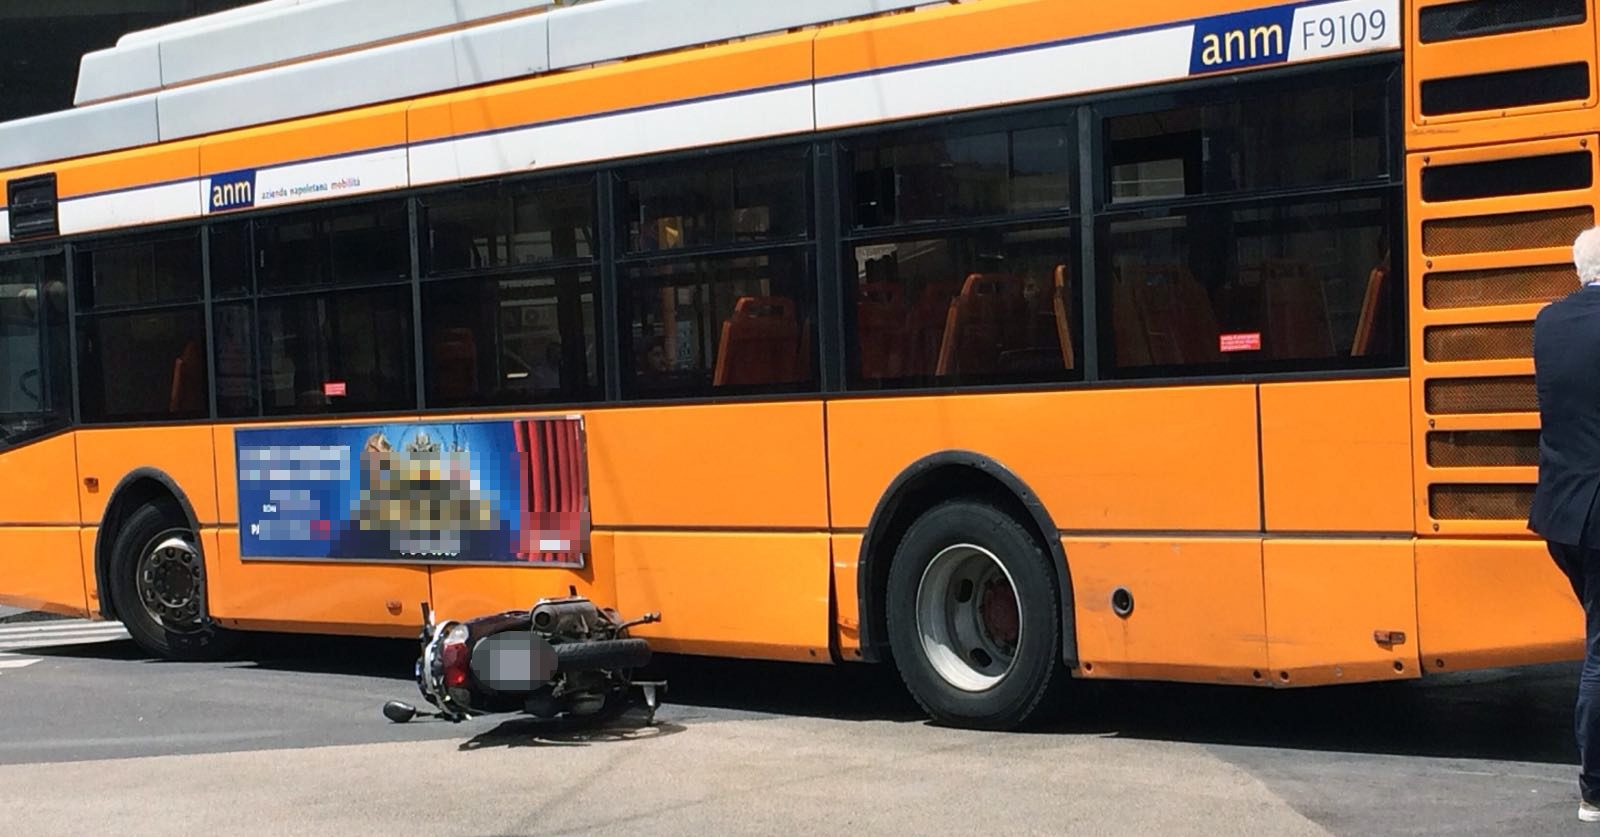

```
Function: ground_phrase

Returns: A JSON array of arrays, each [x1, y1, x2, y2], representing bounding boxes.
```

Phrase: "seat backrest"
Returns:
[[713, 296, 802, 387], [1052, 264, 1075, 370], [904, 280, 959, 378], [431, 327, 479, 400], [1256, 260, 1334, 360], [1113, 264, 1221, 367], [1351, 264, 1391, 357], [168, 340, 206, 415], [856, 281, 905, 380], [935, 273, 1028, 376]]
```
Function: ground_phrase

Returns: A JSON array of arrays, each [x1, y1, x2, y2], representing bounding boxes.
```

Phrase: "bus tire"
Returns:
[[108, 503, 238, 662], [886, 500, 1067, 730]]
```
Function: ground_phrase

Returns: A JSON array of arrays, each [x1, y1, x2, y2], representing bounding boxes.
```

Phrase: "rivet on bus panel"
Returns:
[[83, 477, 99, 492], [386, 600, 403, 615]]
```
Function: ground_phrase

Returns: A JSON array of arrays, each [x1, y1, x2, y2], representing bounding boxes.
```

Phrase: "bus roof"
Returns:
[[0, 0, 936, 171]]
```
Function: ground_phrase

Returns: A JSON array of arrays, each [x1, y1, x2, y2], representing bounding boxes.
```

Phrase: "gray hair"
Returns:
[[1577, 227, 1600, 286]]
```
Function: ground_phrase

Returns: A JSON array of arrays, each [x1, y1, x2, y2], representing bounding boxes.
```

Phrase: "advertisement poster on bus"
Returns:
[[234, 417, 588, 568]]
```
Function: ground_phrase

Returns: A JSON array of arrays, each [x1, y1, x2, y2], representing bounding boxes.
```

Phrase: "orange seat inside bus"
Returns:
[[713, 296, 806, 387]]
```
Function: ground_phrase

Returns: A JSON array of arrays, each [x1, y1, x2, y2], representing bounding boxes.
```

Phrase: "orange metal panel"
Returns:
[[55, 141, 202, 200], [200, 103, 409, 175], [0, 527, 88, 617], [0, 432, 82, 524], [207, 528, 428, 636], [76, 426, 218, 526], [1263, 539, 1419, 685], [1416, 539, 1583, 671], [1260, 378, 1413, 533], [831, 533, 865, 661], [407, 32, 814, 143], [612, 531, 831, 663], [80, 526, 100, 616], [1067, 537, 1268, 685], [814, 0, 1290, 80], [1406, 0, 1597, 149], [826, 386, 1261, 532], [586, 402, 828, 529], [428, 530, 619, 622]]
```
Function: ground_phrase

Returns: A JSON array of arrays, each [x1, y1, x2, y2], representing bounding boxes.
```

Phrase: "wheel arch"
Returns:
[[93, 468, 202, 621], [855, 451, 1077, 668]]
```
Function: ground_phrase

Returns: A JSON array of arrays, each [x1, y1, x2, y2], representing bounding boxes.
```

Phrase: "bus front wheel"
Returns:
[[109, 503, 238, 662], [885, 500, 1068, 730]]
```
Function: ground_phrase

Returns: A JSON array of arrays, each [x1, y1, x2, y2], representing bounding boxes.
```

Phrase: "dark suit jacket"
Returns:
[[1530, 284, 1600, 548]]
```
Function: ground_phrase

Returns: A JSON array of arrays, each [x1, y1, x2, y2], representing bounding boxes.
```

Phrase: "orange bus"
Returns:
[[0, 0, 1590, 730]]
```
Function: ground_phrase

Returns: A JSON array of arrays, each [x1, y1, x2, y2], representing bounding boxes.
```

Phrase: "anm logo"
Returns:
[[210, 169, 257, 212], [1189, 7, 1293, 75]]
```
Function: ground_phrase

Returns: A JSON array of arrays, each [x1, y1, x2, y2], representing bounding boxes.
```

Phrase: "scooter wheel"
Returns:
[[383, 700, 419, 723]]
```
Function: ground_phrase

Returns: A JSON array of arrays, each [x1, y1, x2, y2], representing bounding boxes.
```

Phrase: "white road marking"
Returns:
[[0, 620, 129, 652], [0, 656, 42, 672]]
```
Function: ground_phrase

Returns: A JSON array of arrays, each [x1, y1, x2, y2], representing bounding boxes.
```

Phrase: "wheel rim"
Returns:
[[915, 543, 1021, 692], [136, 530, 206, 634]]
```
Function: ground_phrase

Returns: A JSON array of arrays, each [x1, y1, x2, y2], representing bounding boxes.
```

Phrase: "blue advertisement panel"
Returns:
[[235, 417, 587, 568]]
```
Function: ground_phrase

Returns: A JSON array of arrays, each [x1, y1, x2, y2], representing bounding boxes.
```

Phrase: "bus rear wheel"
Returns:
[[109, 503, 238, 662], [886, 500, 1068, 730]]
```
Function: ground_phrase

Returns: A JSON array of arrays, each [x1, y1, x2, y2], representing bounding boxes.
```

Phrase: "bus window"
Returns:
[[1099, 68, 1402, 377], [257, 286, 413, 415], [852, 125, 1072, 229], [75, 233, 209, 422], [850, 227, 1076, 388], [422, 271, 599, 407], [0, 254, 69, 447], [623, 250, 814, 396], [422, 179, 595, 275], [625, 151, 809, 254]]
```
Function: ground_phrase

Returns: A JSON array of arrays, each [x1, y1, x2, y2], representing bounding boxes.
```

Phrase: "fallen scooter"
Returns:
[[383, 596, 664, 727]]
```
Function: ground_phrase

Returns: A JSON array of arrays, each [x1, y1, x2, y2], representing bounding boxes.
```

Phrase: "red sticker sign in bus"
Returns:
[[1220, 332, 1262, 353], [323, 381, 348, 397]]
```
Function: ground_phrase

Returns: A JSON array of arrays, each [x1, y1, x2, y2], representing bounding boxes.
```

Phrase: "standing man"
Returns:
[[1531, 226, 1600, 823]]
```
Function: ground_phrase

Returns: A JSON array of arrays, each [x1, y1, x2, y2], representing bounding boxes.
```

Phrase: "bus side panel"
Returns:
[[1262, 539, 1419, 686], [80, 527, 101, 616], [1067, 537, 1268, 686], [76, 426, 219, 526], [427, 530, 619, 622], [207, 528, 429, 636], [1259, 378, 1414, 533], [1416, 539, 1583, 671], [613, 531, 831, 663], [831, 533, 864, 661], [0, 433, 82, 524], [826, 386, 1261, 532], [586, 402, 829, 529], [0, 528, 88, 617]]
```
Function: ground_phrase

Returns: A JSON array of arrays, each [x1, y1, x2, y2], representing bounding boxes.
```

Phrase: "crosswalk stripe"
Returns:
[[0, 620, 120, 637], [0, 625, 128, 637], [0, 620, 129, 652], [0, 657, 41, 671]]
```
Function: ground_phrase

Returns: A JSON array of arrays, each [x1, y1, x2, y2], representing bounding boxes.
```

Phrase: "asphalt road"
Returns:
[[0, 619, 1593, 836]]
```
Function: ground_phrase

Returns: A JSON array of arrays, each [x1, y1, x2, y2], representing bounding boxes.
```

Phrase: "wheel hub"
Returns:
[[915, 544, 1023, 693], [137, 533, 205, 632]]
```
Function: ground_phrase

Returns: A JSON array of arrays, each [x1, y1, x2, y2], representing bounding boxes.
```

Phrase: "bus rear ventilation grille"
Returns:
[[1420, 0, 1588, 44], [1425, 264, 1578, 308], [1423, 207, 1593, 257], [1425, 376, 1538, 414], [1421, 151, 1592, 203], [1427, 430, 1541, 468], [1429, 484, 1535, 521], [1424, 322, 1534, 362], [1421, 62, 1591, 117]]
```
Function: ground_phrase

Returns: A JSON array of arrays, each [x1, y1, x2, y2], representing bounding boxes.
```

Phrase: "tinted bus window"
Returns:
[[422, 271, 599, 407], [255, 200, 409, 291], [75, 233, 203, 310], [853, 125, 1073, 228], [257, 286, 414, 415], [424, 180, 595, 274], [625, 151, 809, 253], [0, 254, 70, 446]]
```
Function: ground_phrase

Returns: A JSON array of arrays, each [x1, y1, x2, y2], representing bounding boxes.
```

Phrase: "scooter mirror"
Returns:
[[383, 700, 419, 723]]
